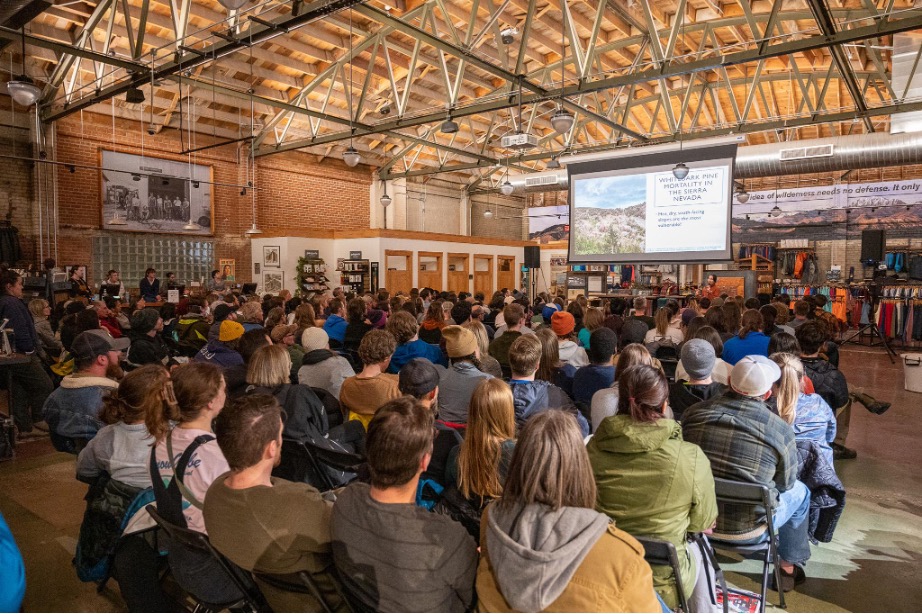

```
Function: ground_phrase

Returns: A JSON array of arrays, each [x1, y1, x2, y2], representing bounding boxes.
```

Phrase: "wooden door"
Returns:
[[417, 251, 443, 291], [473, 254, 494, 296], [497, 255, 516, 293], [385, 250, 412, 294], [447, 253, 470, 294]]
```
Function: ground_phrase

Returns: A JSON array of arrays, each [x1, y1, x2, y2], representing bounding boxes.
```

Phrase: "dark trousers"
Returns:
[[112, 534, 183, 612], [4, 354, 53, 432]]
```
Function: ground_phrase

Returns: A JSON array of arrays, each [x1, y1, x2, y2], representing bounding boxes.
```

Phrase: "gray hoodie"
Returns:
[[485, 502, 610, 612]]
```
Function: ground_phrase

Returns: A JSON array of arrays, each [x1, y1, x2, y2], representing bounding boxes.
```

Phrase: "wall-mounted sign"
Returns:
[[349, 250, 362, 260], [567, 275, 587, 289], [305, 249, 320, 259]]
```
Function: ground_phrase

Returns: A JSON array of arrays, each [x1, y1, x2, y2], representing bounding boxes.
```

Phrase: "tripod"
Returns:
[[840, 291, 897, 364]]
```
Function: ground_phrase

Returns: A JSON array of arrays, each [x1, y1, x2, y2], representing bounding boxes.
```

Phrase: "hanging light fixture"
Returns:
[[770, 204, 783, 217], [500, 163, 514, 195], [217, 0, 248, 11], [7, 28, 41, 107], [440, 111, 459, 134], [735, 184, 750, 203], [380, 180, 392, 207], [672, 162, 689, 180], [343, 10, 361, 168], [551, 5, 574, 135], [547, 157, 561, 170]]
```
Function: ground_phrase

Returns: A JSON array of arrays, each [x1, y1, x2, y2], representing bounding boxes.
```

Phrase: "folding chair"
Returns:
[[709, 478, 787, 612], [145, 505, 268, 613], [252, 569, 349, 613], [633, 536, 690, 613], [273, 438, 330, 490], [303, 438, 364, 491]]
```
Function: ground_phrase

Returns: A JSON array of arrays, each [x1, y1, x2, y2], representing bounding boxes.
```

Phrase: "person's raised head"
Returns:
[[239, 301, 263, 324], [795, 320, 826, 356], [685, 316, 707, 340], [619, 318, 648, 348], [615, 343, 654, 378], [618, 364, 668, 422], [759, 304, 778, 334], [699, 297, 711, 310], [451, 301, 472, 325], [793, 300, 811, 318], [769, 352, 804, 425], [508, 334, 542, 378], [744, 297, 761, 311], [812, 294, 828, 309], [270, 323, 298, 345], [397, 358, 440, 405], [502, 302, 525, 330], [550, 310, 576, 339], [100, 364, 172, 426], [609, 297, 627, 317], [768, 331, 800, 356], [632, 296, 646, 312], [729, 355, 781, 399], [442, 325, 478, 361], [365, 396, 434, 489], [653, 307, 671, 335], [71, 329, 129, 376], [329, 298, 345, 316], [28, 298, 49, 318], [347, 297, 366, 324], [167, 362, 226, 431], [583, 307, 604, 333], [301, 327, 330, 352], [588, 327, 618, 365], [500, 410, 595, 511], [219, 319, 245, 345], [358, 329, 397, 367], [565, 300, 584, 322], [462, 320, 491, 357], [721, 301, 742, 333], [214, 394, 283, 472], [247, 344, 291, 387], [534, 327, 561, 383], [680, 339, 716, 382], [459, 378, 516, 500], [76, 308, 100, 332], [386, 310, 419, 345], [704, 306, 726, 333]]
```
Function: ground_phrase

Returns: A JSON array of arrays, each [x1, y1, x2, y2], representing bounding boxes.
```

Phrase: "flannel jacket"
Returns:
[[682, 391, 798, 535]]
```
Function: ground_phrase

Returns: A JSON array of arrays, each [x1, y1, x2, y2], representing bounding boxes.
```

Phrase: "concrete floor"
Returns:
[[1, 346, 921, 612]]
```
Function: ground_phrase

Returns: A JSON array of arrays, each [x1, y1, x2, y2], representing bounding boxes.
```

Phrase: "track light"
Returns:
[[500, 180, 515, 196], [547, 157, 561, 169], [343, 146, 361, 167], [125, 87, 145, 104], [550, 108, 575, 134], [441, 116, 459, 134], [672, 163, 689, 180], [735, 187, 750, 203], [132, 174, 141, 181]]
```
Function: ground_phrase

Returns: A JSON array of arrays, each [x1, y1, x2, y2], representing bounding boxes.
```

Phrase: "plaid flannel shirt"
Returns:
[[681, 391, 798, 535]]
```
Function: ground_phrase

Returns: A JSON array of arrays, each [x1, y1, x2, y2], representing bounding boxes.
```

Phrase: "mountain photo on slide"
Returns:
[[572, 174, 646, 256]]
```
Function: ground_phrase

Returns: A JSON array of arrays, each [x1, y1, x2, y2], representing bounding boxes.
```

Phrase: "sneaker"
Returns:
[[770, 566, 806, 593], [832, 443, 858, 460]]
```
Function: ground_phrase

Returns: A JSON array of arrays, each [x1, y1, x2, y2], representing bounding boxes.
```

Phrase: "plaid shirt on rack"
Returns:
[[681, 391, 798, 536]]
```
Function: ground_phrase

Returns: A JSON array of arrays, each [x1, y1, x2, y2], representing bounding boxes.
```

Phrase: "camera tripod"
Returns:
[[840, 293, 897, 364]]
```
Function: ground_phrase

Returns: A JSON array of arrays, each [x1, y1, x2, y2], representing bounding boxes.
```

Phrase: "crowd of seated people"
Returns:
[[4, 275, 894, 613]]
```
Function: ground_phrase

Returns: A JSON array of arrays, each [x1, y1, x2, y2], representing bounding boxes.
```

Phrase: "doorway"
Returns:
[[497, 255, 516, 293], [447, 253, 470, 294], [418, 251, 443, 291], [473, 254, 494, 296], [385, 250, 412, 294]]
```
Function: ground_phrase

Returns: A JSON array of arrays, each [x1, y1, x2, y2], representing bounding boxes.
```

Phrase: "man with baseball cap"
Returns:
[[668, 339, 727, 421], [683, 355, 811, 593], [42, 329, 129, 453]]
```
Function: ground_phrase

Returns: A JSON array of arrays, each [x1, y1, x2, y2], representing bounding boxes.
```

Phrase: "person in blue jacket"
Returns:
[[722, 309, 771, 365], [386, 311, 447, 373], [322, 298, 348, 346], [0, 512, 26, 612]]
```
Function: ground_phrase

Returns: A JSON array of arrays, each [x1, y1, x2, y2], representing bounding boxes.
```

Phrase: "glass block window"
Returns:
[[92, 234, 215, 287]]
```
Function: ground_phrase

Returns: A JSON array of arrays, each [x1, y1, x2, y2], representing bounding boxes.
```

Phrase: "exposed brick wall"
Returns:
[[41, 112, 371, 286], [0, 125, 38, 265]]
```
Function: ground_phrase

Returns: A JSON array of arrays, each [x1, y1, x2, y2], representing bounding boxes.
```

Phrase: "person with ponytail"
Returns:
[[770, 352, 836, 468], [722, 308, 770, 365], [588, 364, 719, 612]]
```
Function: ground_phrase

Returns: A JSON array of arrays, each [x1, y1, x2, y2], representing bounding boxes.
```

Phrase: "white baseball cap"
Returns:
[[730, 355, 782, 398]]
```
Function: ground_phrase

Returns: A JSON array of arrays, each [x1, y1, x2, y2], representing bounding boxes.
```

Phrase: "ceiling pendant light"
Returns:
[[217, 0, 248, 11], [380, 180, 392, 207], [244, 223, 263, 235], [343, 145, 361, 167], [500, 180, 515, 195], [770, 204, 783, 217], [672, 162, 689, 180], [440, 111, 459, 134], [7, 28, 41, 107], [735, 186, 750, 203], [550, 108, 574, 134], [125, 87, 145, 104], [484, 207, 494, 219], [547, 157, 561, 169]]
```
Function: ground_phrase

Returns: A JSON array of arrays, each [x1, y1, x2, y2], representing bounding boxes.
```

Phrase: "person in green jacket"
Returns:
[[587, 364, 719, 612]]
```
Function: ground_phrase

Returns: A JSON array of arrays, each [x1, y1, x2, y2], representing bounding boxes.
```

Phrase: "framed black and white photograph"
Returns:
[[263, 271, 283, 294], [101, 150, 212, 234], [263, 246, 281, 268]]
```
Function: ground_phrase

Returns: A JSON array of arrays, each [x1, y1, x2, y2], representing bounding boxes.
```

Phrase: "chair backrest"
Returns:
[[144, 504, 266, 610], [310, 387, 343, 419], [252, 570, 334, 614], [713, 477, 777, 535], [273, 438, 330, 490], [633, 536, 689, 613]]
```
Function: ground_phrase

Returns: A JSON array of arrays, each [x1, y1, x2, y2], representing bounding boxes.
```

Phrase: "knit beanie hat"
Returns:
[[681, 308, 697, 326], [301, 327, 329, 352], [551, 310, 575, 336], [680, 339, 716, 381], [442, 325, 478, 358], [270, 324, 298, 343], [130, 308, 160, 334], [219, 320, 245, 342], [366, 309, 386, 329]]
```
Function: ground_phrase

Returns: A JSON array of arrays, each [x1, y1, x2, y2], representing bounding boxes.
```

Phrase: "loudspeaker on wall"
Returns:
[[524, 245, 540, 269], [860, 229, 885, 263]]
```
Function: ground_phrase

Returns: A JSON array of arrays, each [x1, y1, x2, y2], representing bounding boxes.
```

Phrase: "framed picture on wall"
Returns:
[[263, 271, 284, 294], [100, 150, 213, 234], [263, 246, 281, 267], [219, 258, 235, 281]]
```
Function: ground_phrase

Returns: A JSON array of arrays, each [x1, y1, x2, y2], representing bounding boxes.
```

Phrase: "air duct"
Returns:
[[503, 132, 922, 193]]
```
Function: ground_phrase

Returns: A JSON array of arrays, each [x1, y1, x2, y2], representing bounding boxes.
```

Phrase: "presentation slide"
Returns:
[[568, 145, 736, 264]]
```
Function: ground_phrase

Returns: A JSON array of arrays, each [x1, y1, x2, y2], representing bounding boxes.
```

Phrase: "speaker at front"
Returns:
[[860, 229, 885, 263], [524, 245, 541, 269]]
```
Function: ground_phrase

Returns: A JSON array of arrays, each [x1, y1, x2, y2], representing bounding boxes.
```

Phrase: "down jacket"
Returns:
[[796, 439, 845, 544], [508, 379, 589, 437], [801, 357, 849, 410]]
